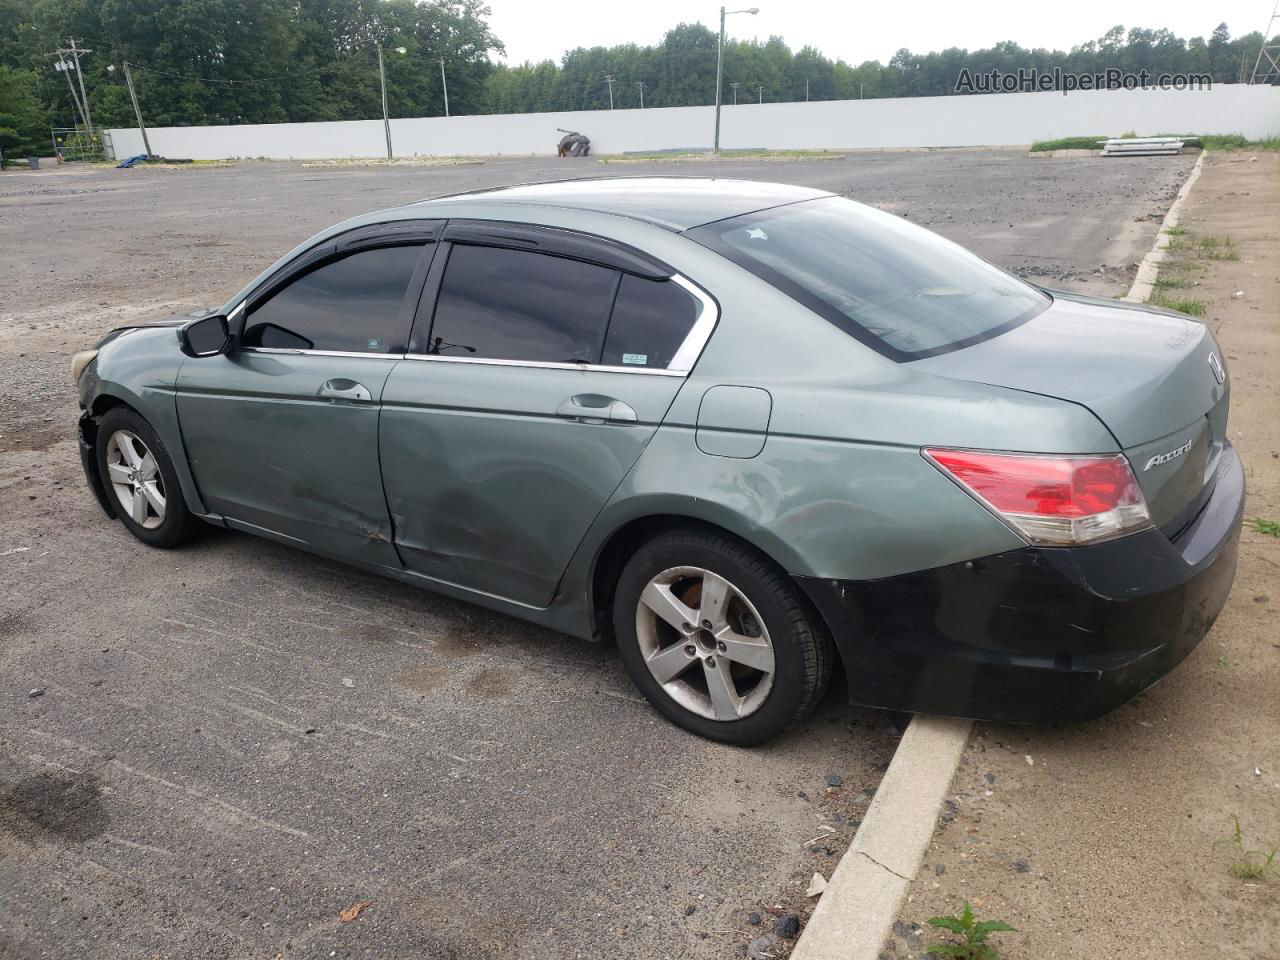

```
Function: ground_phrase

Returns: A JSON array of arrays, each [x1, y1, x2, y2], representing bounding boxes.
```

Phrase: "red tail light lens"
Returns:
[[925, 449, 1152, 546]]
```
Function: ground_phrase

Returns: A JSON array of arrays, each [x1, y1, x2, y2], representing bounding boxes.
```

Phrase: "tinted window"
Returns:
[[602, 275, 701, 368], [426, 245, 617, 363], [689, 196, 1049, 361], [243, 245, 424, 352]]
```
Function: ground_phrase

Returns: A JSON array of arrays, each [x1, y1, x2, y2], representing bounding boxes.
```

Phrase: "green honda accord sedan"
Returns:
[[72, 177, 1243, 745]]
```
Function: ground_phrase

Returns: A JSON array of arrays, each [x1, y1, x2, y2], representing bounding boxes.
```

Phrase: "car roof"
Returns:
[[411, 177, 833, 232]]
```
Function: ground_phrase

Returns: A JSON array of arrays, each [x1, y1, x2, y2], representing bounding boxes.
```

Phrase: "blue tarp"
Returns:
[[116, 154, 148, 168]]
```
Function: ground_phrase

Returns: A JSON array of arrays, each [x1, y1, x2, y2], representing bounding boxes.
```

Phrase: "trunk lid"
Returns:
[[912, 290, 1230, 532]]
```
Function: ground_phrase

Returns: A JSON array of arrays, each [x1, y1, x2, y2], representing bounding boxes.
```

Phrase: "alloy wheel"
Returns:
[[105, 429, 166, 530], [634, 565, 776, 721]]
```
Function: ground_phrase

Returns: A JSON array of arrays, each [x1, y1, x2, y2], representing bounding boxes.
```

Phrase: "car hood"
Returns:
[[910, 290, 1226, 449], [95, 308, 215, 348]]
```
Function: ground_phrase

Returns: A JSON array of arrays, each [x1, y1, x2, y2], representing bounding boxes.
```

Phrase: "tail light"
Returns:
[[924, 448, 1151, 546]]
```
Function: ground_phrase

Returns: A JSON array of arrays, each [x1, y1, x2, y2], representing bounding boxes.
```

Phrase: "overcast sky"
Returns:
[[485, 0, 1272, 66]]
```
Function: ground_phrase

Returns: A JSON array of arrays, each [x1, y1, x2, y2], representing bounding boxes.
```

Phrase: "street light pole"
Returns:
[[377, 45, 391, 159], [109, 63, 154, 159], [437, 58, 450, 117], [756, 83, 763, 104], [730, 81, 739, 105], [713, 6, 758, 153], [635, 80, 646, 108], [604, 74, 615, 109], [377, 45, 407, 158]]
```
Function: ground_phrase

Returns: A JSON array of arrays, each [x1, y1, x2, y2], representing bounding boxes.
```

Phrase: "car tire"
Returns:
[[95, 406, 201, 549], [613, 528, 834, 746]]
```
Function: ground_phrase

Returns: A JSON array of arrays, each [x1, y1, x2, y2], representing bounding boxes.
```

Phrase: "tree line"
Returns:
[[0, 0, 1273, 157]]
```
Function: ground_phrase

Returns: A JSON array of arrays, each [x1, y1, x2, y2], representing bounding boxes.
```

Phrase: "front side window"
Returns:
[[426, 244, 617, 363], [243, 244, 424, 353], [688, 196, 1049, 361], [602, 275, 701, 369]]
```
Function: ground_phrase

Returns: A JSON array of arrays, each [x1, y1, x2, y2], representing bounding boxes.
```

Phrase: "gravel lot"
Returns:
[[0, 151, 1193, 960]]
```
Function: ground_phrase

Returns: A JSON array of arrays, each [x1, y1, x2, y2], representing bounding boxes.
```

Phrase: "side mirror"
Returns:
[[178, 314, 231, 357]]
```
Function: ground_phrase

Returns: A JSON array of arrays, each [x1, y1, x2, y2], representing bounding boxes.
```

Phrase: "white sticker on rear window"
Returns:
[[622, 353, 648, 365]]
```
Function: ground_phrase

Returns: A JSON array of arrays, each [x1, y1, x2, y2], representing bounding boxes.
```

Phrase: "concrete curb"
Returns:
[[790, 715, 972, 960], [1123, 149, 1206, 303]]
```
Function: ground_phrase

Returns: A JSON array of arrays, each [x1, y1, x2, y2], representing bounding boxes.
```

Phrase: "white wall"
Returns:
[[108, 84, 1280, 161]]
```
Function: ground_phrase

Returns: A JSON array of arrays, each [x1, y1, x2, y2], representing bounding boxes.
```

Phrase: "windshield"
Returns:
[[689, 196, 1050, 361]]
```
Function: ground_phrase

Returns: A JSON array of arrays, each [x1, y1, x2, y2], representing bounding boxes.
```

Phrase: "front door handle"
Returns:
[[555, 394, 638, 424], [318, 378, 373, 403]]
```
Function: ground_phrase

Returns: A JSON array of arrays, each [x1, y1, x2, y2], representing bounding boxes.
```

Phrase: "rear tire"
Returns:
[[612, 528, 833, 746], [95, 407, 200, 549]]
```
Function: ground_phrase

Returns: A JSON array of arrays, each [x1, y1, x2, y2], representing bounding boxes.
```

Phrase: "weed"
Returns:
[[1247, 517, 1280, 537], [1165, 225, 1189, 237], [1149, 292, 1208, 316], [1215, 655, 1229, 667], [1029, 136, 1105, 152], [926, 901, 1016, 959], [1196, 234, 1239, 261], [1219, 819, 1278, 881], [1153, 273, 1192, 290]]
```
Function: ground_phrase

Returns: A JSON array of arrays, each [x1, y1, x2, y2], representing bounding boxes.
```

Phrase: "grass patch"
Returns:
[[1165, 225, 1189, 237], [1247, 517, 1280, 537], [1197, 234, 1240, 260], [1029, 136, 1105, 152], [1149, 292, 1208, 316], [1219, 819, 1278, 881], [1153, 272, 1193, 290]]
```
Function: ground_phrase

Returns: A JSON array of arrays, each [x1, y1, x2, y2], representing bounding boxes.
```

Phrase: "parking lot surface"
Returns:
[[0, 151, 1193, 959]]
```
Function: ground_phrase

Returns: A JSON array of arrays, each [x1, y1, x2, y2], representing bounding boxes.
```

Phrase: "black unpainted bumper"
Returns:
[[78, 411, 117, 519], [798, 444, 1244, 723]]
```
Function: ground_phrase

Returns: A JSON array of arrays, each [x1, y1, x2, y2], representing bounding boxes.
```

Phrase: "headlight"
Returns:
[[71, 349, 98, 384]]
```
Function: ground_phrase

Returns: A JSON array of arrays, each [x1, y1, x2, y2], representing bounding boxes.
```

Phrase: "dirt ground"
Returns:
[[0, 151, 1194, 960], [891, 151, 1280, 960]]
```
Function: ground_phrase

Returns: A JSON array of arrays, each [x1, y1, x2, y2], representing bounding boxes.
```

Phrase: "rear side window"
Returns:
[[243, 245, 424, 352], [688, 196, 1049, 361], [426, 244, 617, 363], [602, 275, 701, 369]]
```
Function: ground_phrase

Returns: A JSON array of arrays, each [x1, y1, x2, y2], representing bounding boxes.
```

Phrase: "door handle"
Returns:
[[318, 378, 373, 403], [555, 394, 638, 424]]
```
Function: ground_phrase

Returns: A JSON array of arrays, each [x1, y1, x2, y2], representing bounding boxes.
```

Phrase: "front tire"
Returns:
[[95, 407, 200, 548], [613, 529, 834, 746]]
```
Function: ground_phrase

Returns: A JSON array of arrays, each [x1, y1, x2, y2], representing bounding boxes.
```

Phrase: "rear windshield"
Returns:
[[688, 196, 1050, 361]]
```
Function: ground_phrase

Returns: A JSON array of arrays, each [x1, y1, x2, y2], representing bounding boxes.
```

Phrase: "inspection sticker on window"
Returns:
[[622, 353, 648, 365]]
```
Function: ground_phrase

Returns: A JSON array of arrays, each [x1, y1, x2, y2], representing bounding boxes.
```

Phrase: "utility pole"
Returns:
[[377, 45, 392, 159], [635, 80, 645, 108], [714, 6, 759, 152], [51, 41, 94, 134], [756, 84, 763, 104], [53, 56, 89, 130], [730, 81, 739, 105], [67, 38, 93, 135], [604, 74, 615, 109], [437, 58, 450, 117], [805, 78, 809, 101]]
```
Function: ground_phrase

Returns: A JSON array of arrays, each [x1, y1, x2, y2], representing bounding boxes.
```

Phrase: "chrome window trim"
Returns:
[[400, 354, 686, 376], [240, 347, 403, 360], [666, 274, 719, 374]]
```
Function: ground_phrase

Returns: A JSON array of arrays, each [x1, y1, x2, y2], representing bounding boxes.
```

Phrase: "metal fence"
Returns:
[[50, 127, 111, 161]]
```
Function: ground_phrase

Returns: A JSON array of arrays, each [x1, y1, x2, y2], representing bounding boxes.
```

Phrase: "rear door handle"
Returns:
[[318, 378, 373, 403], [555, 393, 638, 424]]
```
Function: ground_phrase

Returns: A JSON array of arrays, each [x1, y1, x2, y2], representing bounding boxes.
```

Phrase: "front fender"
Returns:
[[79, 326, 211, 518]]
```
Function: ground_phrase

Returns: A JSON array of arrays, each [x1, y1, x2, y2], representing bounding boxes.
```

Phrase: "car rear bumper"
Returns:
[[797, 443, 1244, 723]]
